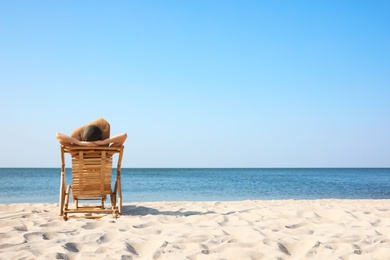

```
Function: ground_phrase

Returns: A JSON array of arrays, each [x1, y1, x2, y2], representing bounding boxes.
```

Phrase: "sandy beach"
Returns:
[[1, 200, 390, 259]]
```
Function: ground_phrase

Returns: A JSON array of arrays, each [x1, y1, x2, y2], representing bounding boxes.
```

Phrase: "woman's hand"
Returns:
[[78, 141, 99, 147], [92, 140, 108, 146]]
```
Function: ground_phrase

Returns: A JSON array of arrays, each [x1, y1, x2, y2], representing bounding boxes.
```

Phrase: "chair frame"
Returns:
[[59, 145, 124, 220]]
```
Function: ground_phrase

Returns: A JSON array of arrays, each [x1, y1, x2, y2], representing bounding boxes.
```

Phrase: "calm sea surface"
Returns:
[[0, 168, 390, 204]]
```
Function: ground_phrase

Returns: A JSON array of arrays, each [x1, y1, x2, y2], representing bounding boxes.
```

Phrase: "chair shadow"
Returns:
[[121, 205, 216, 217]]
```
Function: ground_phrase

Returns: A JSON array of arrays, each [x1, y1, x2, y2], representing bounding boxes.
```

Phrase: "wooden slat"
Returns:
[[70, 149, 113, 197]]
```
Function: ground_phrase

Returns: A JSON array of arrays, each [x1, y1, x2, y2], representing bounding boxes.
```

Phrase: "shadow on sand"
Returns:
[[121, 205, 216, 217]]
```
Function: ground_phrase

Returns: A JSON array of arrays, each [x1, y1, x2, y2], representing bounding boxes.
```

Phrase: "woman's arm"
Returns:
[[92, 133, 127, 147], [56, 132, 98, 146]]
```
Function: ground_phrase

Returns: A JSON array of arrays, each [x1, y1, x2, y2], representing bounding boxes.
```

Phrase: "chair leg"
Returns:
[[111, 192, 118, 219], [111, 192, 116, 210], [113, 178, 122, 214], [112, 180, 118, 212], [59, 171, 66, 216], [62, 185, 71, 221], [59, 182, 65, 216], [118, 179, 122, 214]]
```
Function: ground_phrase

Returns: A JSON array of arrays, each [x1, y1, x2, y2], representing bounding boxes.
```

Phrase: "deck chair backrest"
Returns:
[[71, 149, 113, 197], [62, 146, 123, 197]]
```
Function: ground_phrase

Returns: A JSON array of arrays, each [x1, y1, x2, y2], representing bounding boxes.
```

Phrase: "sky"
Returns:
[[0, 1, 389, 168]]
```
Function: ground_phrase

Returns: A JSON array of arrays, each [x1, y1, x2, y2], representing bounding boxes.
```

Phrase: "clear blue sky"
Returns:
[[0, 1, 389, 167]]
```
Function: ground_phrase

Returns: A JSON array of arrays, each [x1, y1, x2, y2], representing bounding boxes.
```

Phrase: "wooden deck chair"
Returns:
[[59, 145, 124, 221]]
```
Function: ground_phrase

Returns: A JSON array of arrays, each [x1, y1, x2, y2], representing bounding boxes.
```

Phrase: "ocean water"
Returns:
[[0, 168, 390, 204]]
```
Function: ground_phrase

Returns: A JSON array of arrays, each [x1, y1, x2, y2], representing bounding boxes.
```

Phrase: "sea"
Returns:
[[1, 168, 390, 204]]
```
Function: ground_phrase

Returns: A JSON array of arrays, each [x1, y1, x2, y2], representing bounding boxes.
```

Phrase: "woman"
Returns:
[[56, 118, 127, 147]]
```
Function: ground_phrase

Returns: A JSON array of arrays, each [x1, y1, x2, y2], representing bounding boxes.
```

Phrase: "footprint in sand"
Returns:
[[285, 222, 306, 229], [23, 232, 52, 242], [279, 240, 323, 257], [124, 242, 138, 255], [284, 221, 314, 235], [14, 225, 27, 232], [63, 242, 80, 253], [132, 222, 162, 235], [81, 222, 101, 230], [97, 233, 116, 244], [132, 221, 157, 229], [278, 243, 291, 256], [95, 246, 111, 254], [0, 233, 26, 246]]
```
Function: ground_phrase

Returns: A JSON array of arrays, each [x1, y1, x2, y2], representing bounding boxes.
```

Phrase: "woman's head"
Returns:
[[81, 125, 102, 141]]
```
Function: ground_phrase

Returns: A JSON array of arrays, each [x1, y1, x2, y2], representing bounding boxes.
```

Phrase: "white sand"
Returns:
[[1, 200, 390, 259]]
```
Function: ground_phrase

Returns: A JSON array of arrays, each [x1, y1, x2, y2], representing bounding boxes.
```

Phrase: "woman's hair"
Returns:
[[81, 125, 102, 141]]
